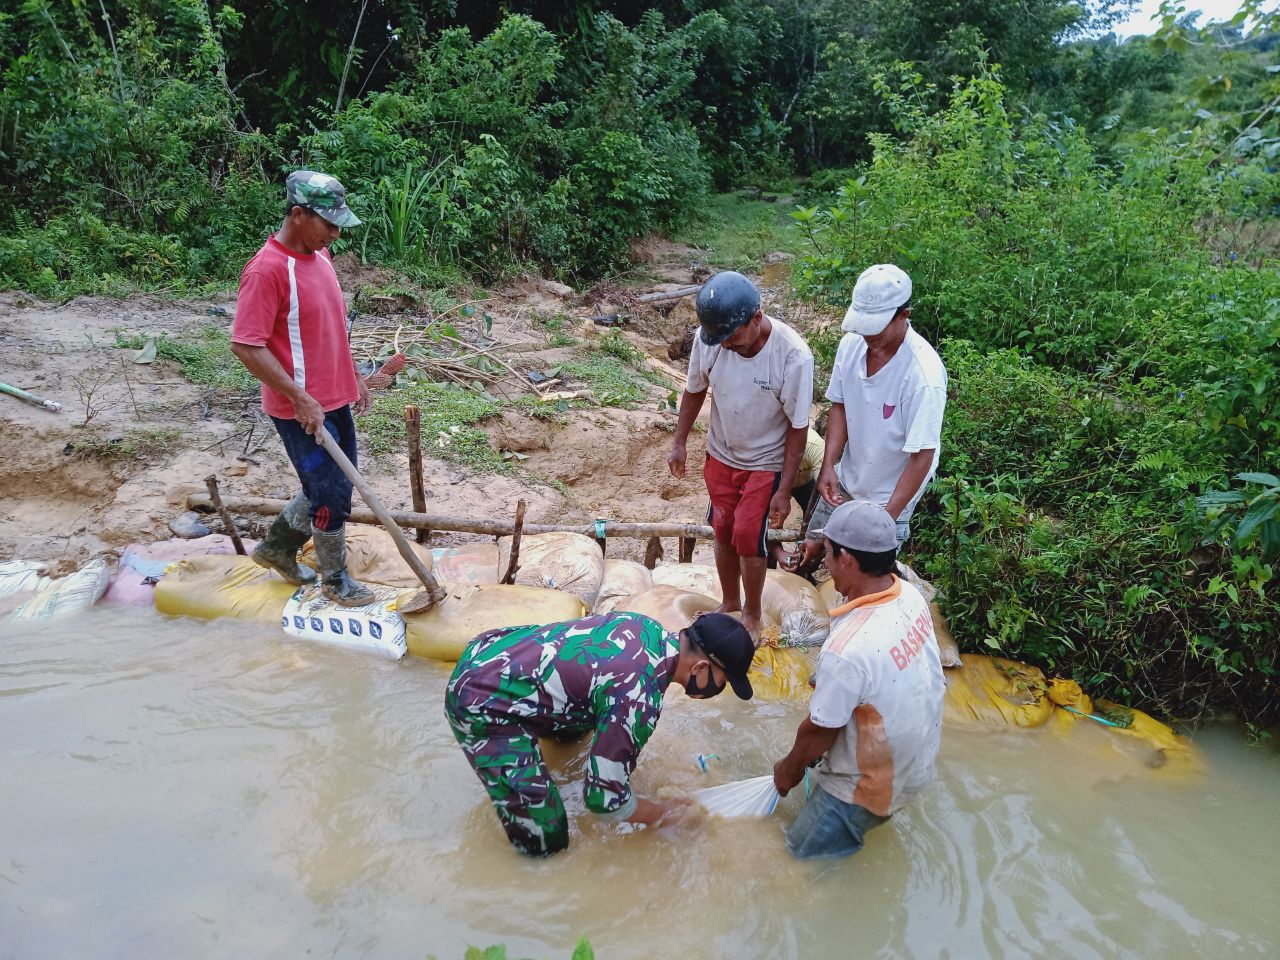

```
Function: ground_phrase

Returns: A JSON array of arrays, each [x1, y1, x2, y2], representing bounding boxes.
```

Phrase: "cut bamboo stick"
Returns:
[[186, 494, 803, 542], [501, 500, 527, 584], [404, 405, 430, 543]]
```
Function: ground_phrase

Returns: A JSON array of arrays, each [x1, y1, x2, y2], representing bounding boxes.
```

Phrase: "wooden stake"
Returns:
[[404, 405, 430, 543], [501, 500, 527, 585], [680, 536, 696, 563], [643, 536, 664, 570], [203, 475, 246, 555]]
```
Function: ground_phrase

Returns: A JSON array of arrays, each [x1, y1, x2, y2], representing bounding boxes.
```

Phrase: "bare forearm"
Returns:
[[778, 425, 808, 491], [885, 449, 935, 520], [823, 403, 848, 470], [774, 717, 840, 795], [231, 343, 306, 402], [673, 389, 707, 445]]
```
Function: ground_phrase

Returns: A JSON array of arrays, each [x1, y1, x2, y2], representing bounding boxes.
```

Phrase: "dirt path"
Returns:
[[0, 238, 816, 572]]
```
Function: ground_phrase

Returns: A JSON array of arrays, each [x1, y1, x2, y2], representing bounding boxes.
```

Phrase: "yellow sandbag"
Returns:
[[498, 532, 604, 607], [749, 641, 815, 700], [402, 582, 586, 661], [649, 564, 829, 631], [1047, 681, 1201, 775], [943, 654, 1055, 728], [154, 555, 296, 623], [298, 526, 433, 589], [431, 542, 501, 584], [593, 559, 654, 614]]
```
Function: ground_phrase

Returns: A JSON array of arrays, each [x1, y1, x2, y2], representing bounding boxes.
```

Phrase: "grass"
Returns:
[[113, 326, 256, 392], [67, 426, 183, 463], [534, 312, 578, 348], [675, 185, 808, 271], [360, 381, 512, 474], [560, 331, 670, 409]]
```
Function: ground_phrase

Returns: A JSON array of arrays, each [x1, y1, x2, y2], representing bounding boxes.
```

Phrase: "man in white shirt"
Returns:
[[668, 271, 814, 640], [773, 500, 945, 860], [785, 264, 947, 573]]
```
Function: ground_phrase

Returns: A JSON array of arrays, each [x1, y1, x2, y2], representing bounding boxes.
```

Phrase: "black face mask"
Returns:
[[686, 664, 726, 699]]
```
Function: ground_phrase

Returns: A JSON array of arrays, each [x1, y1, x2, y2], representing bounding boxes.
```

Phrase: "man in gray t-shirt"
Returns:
[[668, 272, 814, 640]]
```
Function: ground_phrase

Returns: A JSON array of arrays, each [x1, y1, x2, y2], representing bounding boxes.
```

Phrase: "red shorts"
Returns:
[[703, 454, 781, 558]]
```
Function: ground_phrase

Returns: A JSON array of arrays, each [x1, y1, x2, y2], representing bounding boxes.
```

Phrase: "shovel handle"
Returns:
[[315, 427, 446, 605]]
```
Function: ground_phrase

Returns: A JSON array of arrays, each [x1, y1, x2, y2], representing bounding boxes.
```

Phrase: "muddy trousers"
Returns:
[[270, 406, 357, 532], [445, 710, 569, 857]]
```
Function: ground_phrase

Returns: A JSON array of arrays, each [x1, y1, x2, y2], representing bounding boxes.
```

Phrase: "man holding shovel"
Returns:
[[230, 170, 375, 606]]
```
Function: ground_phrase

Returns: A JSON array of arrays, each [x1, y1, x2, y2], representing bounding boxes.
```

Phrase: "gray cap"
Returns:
[[286, 170, 361, 227], [818, 500, 898, 552]]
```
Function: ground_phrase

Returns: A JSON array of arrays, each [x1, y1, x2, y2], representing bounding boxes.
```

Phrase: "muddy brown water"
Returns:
[[3, 607, 1278, 959]]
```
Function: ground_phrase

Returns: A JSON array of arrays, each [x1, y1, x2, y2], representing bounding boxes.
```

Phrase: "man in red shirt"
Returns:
[[230, 171, 374, 606]]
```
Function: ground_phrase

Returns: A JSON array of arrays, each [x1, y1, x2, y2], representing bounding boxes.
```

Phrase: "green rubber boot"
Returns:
[[252, 494, 316, 584], [311, 526, 375, 607]]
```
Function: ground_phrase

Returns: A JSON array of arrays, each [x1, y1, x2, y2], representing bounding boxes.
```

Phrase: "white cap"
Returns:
[[842, 264, 912, 335]]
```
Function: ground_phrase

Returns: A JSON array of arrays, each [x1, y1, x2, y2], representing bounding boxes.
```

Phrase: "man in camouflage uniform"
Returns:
[[446, 611, 756, 857]]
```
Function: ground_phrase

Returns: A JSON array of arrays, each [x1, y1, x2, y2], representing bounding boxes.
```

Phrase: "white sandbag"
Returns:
[[695, 775, 780, 818], [780, 608, 829, 647], [593, 558, 653, 614], [497, 532, 604, 607], [0, 561, 52, 598], [281, 585, 407, 660], [9, 559, 111, 621]]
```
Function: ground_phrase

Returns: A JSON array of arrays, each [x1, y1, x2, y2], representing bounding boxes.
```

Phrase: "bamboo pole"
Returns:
[[635, 285, 702, 303], [679, 537, 696, 563], [203, 476, 247, 556], [404, 405, 430, 543], [186, 494, 804, 542]]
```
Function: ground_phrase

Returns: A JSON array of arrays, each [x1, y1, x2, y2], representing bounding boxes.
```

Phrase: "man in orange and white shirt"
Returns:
[[773, 500, 944, 860]]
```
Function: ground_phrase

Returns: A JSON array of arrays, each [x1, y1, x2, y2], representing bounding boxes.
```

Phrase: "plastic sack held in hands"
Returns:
[[695, 775, 780, 818]]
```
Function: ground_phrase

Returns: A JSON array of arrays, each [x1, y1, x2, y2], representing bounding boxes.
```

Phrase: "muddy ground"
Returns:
[[0, 239, 822, 574]]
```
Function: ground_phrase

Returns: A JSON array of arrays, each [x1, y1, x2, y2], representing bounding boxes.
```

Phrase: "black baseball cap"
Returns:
[[686, 612, 756, 700]]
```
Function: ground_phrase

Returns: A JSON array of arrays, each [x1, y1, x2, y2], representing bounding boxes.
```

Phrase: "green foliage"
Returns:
[[798, 70, 1280, 723], [361, 382, 509, 474], [560, 331, 669, 408], [114, 327, 255, 392], [66, 426, 184, 464]]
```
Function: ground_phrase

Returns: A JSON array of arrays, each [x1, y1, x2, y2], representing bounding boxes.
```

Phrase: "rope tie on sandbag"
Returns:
[[1061, 703, 1125, 728]]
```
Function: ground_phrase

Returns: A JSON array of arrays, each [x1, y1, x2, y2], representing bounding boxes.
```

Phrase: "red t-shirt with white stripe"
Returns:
[[231, 236, 359, 420]]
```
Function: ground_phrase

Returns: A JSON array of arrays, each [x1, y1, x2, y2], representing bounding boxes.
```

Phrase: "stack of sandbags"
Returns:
[[430, 542, 501, 584], [104, 535, 254, 606], [497, 532, 604, 607], [651, 564, 830, 644], [592, 559, 653, 614], [299, 526, 433, 589]]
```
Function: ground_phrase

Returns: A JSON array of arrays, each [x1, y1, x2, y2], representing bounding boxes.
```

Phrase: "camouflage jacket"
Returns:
[[447, 614, 680, 818]]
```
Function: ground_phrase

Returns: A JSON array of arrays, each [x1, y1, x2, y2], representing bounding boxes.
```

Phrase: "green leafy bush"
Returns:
[[799, 70, 1280, 724]]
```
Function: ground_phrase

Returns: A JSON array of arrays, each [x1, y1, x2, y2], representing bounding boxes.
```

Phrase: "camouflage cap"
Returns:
[[286, 170, 361, 228]]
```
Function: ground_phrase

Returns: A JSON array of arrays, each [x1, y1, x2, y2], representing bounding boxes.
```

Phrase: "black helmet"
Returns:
[[695, 271, 761, 346]]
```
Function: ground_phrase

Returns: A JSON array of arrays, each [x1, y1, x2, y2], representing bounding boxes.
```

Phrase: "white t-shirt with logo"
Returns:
[[827, 327, 947, 523], [687, 317, 814, 472], [808, 577, 945, 816]]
